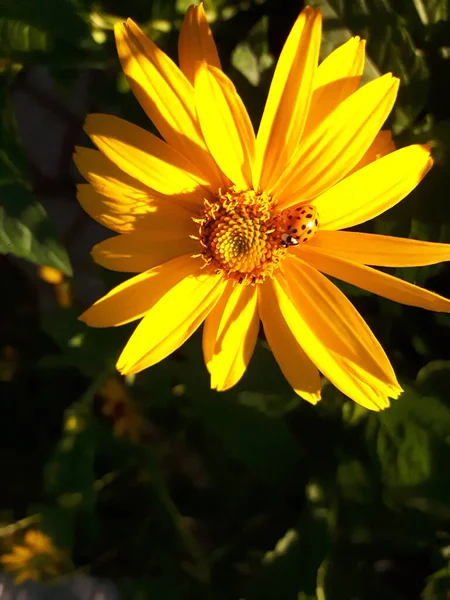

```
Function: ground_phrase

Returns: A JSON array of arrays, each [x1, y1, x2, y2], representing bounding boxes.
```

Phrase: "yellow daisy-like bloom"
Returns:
[[1, 530, 63, 584], [75, 5, 450, 411]]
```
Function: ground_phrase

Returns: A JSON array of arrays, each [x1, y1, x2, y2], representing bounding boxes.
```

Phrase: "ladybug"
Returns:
[[280, 204, 319, 247]]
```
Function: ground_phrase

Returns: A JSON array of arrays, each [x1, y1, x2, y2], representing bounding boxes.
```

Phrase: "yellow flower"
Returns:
[[1, 530, 64, 584], [99, 376, 145, 443], [39, 265, 73, 308], [75, 5, 450, 411]]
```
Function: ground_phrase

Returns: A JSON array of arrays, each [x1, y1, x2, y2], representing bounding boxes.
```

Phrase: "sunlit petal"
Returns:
[[76, 182, 192, 234], [273, 74, 399, 207], [253, 7, 322, 190], [303, 36, 365, 138], [79, 255, 201, 327], [203, 283, 259, 391], [84, 114, 211, 208], [271, 268, 397, 410], [115, 19, 224, 188], [179, 3, 221, 84], [258, 280, 321, 404], [301, 245, 450, 312], [307, 230, 450, 267], [315, 144, 433, 230], [117, 273, 225, 375], [91, 231, 198, 273], [349, 129, 395, 174], [195, 62, 254, 188]]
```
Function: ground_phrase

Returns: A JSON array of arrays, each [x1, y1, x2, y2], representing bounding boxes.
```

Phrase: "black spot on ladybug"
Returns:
[[301, 224, 306, 230], [306, 213, 312, 219]]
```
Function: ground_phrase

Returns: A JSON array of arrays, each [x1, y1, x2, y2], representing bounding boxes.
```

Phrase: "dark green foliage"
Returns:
[[1, 0, 450, 598]]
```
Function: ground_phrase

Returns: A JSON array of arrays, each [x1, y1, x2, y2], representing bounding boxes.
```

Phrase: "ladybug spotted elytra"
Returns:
[[280, 204, 319, 248]]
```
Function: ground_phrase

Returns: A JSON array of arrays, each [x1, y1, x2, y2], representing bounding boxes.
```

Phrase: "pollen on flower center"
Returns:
[[193, 187, 318, 284]]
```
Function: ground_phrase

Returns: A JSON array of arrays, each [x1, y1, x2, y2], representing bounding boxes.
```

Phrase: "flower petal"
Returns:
[[77, 182, 192, 234], [117, 273, 225, 375], [315, 144, 433, 231], [84, 114, 211, 208], [79, 254, 201, 327], [195, 62, 254, 188], [273, 74, 400, 207], [300, 246, 450, 313], [178, 3, 221, 85], [269, 270, 394, 410], [203, 282, 259, 391], [75, 146, 150, 201], [114, 19, 224, 188], [303, 36, 365, 138], [258, 280, 321, 404], [280, 255, 401, 399], [91, 231, 198, 273], [349, 129, 395, 174], [253, 7, 322, 190], [307, 230, 450, 267]]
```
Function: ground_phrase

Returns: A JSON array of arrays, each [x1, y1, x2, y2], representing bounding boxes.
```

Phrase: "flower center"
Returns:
[[193, 187, 319, 284]]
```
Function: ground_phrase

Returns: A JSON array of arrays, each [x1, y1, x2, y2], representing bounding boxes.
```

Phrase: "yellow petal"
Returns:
[[91, 231, 198, 273], [253, 7, 322, 190], [25, 531, 54, 554], [117, 273, 226, 375], [349, 129, 395, 175], [303, 36, 365, 138], [258, 280, 321, 404], [114, 19, 224, 188], [315, 144, 433, 231], [279, 256, 401, 404], [79, 254, 201, 327], [269, 271, 393, 410], [179, 3, 221, 85], [273, 74, 400, 207], [300, 246, 450, 313], [195, 62, 254, 188], [84, 114, 211, 207], [308, 230, 450, 267], [75, 146, 192, 218], [203, 282, 259, 391], [76, 183, 192, 234], [75, 146, 150, 199], [1, 546, 32, 564]]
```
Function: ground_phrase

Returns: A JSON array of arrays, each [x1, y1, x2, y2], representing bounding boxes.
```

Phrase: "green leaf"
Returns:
[[415, 0, 449, 24], [40, 307, 131, 377], [422, 566, 450, 600], [416, 360, 450, 397], [193, 393, 301, 485], [0, 0, 89, 44], [369, 387, 450, 496], [247, 508, 329, 599], [0, 183, 72, 275], [328, 0, 429, 132], [0, 17, 50, 55]]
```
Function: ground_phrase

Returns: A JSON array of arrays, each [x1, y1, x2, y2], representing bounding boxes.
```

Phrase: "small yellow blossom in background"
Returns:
[[0, 530, 65, 584], [39, 265, 73, 308], [99, 376, 145, 443], [75, 3, 450, 410]]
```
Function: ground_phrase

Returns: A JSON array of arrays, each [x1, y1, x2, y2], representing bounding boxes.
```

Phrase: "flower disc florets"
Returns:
[[195, 187, 289, 284]]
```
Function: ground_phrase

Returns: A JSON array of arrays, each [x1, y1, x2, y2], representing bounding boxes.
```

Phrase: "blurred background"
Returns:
[[1, 0, 450, 598]]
